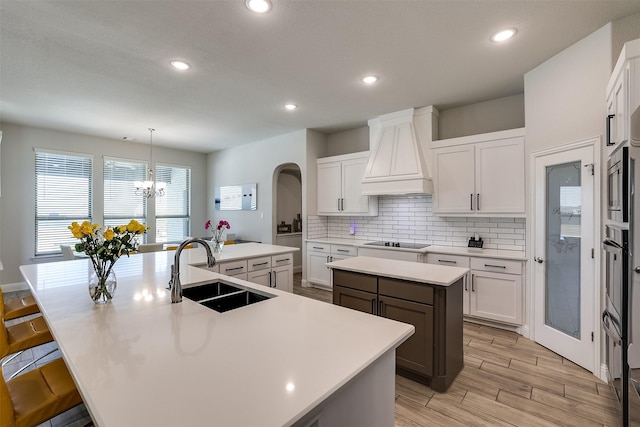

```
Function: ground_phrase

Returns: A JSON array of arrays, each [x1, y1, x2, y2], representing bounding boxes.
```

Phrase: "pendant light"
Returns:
[[134, 128, 165, 198]]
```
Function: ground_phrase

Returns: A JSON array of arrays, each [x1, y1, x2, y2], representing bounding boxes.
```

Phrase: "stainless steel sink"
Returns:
[[182, 281, 273, 313]]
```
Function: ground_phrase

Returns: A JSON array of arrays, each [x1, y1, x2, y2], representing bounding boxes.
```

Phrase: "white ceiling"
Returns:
[[2, 1, 640, 153]]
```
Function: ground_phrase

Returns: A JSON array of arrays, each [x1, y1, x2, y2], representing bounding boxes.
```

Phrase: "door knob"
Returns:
[[635, 266, 640, 274], [534, 257, 544, 264]]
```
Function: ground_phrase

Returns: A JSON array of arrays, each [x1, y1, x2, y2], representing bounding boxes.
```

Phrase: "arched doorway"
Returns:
[[274, 163, 302, 273]]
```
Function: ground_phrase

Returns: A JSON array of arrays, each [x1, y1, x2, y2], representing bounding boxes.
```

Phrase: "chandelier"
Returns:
[[134, 128, 165, 198]]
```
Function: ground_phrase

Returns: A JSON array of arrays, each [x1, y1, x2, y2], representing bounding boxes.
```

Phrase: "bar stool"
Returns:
[[0, 290, 39, 321], [1, 357, 83, 427], [1, 314, 56, 379]]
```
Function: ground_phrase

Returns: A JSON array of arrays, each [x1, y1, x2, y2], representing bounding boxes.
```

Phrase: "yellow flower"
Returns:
[[68, 222, 83, 239], [80, 221, 94, 236], [126, 219, 147, 234], [104, 228, 114, 241]]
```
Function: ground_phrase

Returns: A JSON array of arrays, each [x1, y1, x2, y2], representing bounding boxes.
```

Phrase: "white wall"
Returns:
[[524, 24, 611, 155], [438, 94, 525, 140], [0, 122, 208, 286], [206, 129, 310, 244], [326, 127, 369, 157]]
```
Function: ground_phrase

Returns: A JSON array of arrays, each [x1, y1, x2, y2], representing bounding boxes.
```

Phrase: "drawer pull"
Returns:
[[225, 266, 244, 272], [438, 259, 457, 264], [252, 262, 269, 267], [312, 246, 325, 250], [275, 258, 290, 263], [335, 249, 349, 253], [485, 264, 507, 269]]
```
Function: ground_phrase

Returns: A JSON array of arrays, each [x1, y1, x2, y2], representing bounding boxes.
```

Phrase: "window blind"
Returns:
[[103, 158, 147, 238], [155, 164, 191, 243], [35, 151, 93, 255]]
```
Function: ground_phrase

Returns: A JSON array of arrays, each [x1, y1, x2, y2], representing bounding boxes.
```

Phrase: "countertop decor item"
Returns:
[[69, 219, 148, 304], [205, 219, 231, 253]]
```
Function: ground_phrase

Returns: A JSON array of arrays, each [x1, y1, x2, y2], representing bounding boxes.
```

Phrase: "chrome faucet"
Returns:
[[169, 238, 216, 303]]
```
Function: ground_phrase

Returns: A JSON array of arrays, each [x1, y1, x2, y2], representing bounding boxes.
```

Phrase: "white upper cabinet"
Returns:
[[432, 145, 475, 214], [432, 129, 525, 216], [606, 66, 628, 149], [317, 152, 378, 216], [606, 38, 640, 152]]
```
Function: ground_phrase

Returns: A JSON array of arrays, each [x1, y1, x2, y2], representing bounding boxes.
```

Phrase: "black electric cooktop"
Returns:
[[363, 241, 431, 250]]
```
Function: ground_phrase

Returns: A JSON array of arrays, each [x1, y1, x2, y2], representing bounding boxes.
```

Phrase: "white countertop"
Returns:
[[307, 238, 526, 260], [425, 245, 527, 261], [327, 256, 469, 286], [19, 244, 413, 427]]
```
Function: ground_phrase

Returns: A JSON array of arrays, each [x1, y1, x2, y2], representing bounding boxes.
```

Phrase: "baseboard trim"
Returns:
[[1, 282, 29, 293]]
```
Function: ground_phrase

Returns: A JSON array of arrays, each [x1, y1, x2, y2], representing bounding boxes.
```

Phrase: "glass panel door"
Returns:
[[545, 161, 581, 339]]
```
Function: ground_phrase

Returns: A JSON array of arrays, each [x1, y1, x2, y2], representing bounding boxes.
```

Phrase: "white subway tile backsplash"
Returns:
[[310, 195, 525, 251]]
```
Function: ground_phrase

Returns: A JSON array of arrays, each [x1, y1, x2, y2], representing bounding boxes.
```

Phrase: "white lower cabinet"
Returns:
[[425, 253, 524, 325], [218, 259, 248, 278], [246, 253, 294, 292], [306, 242, 357, 288]]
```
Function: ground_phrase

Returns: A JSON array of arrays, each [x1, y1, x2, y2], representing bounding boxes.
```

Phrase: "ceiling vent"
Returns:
[[361, 107, 438, 195]]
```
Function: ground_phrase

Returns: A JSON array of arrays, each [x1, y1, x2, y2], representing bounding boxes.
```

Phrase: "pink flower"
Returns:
[[217, 220, 231, 231], [204, 219, 212, 230]]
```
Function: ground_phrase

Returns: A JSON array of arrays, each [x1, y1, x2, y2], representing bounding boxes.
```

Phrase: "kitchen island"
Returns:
[[327, 256, 468, 392], [19, 244, 414, 426]]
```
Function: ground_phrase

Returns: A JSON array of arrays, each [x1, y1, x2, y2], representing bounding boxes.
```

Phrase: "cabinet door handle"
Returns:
[[371, 298, 376, 315], [477, 194, 480, 211], [484, 264, 506, 269], [438, 259, 457, 264], [470, 193, 473, 210], [464, 276, 468, 291], [471, 274, 475, 292], [607, 114, 615, 146], [268, 271, 272, 287], [273, 271, 277, 288], [379, 300, 384, 316]]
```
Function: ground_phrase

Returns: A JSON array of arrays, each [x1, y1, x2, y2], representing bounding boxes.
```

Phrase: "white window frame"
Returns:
[[34, 148, 93, 256], [155, 163, 191, 243]]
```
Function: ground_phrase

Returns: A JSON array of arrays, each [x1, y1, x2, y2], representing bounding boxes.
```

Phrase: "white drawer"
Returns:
[[272, 253, 293, 266], [425, 253, 470, 267], [219, 260, 248, 276], [470, 257, 523, 275], [331, 244, 357, 256], [307, 242, 330, 254], [248, 256, 271, 271]]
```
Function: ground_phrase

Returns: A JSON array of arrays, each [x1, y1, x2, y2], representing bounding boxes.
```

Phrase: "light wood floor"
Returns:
[[293, 274, 621, 427]]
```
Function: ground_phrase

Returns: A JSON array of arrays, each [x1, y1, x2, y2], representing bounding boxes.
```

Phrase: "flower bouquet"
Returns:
[[205, 219, 230, 253], [69, 219, 148, 304]]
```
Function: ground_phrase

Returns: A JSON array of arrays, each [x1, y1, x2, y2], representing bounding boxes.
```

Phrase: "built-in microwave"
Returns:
[[608, 144, 630, 223]]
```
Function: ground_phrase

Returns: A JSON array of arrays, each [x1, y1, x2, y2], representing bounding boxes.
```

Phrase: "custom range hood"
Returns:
[[361, 106, 439, 195]]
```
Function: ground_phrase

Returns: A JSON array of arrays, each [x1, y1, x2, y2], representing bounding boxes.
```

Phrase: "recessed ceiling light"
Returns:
[[170, 60, 190, 70], [490, 28, 517, 43], [246, 0, 271, 13], [362, 75, 379, 85], [284, 104, 297, 111]]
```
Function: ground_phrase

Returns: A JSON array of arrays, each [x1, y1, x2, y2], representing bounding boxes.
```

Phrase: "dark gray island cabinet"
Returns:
[[329, 256, 468, 392]]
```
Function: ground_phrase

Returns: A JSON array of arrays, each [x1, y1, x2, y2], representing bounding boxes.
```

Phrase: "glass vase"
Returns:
[[212, 231, 225, 253], [213, 238, 224, 254], [89, 268, 117, 304]]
